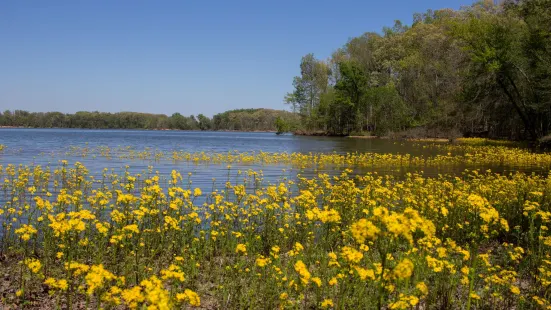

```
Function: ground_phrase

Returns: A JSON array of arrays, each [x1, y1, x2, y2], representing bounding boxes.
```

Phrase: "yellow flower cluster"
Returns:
[[57, 143, 551, 170], [24, 258, 41, 274], [14, 224, 37, 241], [0, 149, 550, 309]]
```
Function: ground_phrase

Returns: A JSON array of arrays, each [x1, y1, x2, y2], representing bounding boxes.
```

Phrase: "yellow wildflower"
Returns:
[[321, 299, 334, 308]]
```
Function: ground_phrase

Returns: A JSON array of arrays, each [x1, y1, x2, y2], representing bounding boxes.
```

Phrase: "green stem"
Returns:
[[466, 244, 478, 310], [377, 245, 387, 310]]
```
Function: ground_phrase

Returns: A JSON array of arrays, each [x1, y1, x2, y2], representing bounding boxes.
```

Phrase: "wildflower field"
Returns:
[[0, 141, 550, 309]]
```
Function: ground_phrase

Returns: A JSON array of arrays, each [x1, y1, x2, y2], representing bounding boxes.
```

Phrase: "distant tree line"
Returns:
[[285, 0, 551, 141], [211, 109, 299, 132], [0, 108, 298, 132], [0, 110, 207, 130]]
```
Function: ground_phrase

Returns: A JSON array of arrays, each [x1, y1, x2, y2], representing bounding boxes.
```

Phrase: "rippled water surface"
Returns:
[[0, 128, 435, 155], [0, 128, 543, 187]]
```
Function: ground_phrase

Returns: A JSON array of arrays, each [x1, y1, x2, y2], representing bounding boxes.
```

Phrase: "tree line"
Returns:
[[212, 109, 299, 132], [284, 0, 551, 141], [0, 109, 298, 132]]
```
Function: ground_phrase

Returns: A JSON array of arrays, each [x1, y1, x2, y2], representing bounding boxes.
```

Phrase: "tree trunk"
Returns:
[[497, 77, 538, 140]]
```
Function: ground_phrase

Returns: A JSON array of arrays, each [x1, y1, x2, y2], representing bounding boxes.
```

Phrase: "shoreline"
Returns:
[[0, 126, 528, 145], [0, 126, 277, 133]]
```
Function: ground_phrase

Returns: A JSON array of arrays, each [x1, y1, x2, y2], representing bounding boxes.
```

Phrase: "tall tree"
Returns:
[[451, 0, 551, 140], [285, 54, 330, 129]]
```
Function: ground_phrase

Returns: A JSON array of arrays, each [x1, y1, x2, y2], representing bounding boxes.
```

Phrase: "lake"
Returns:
[[0, 128, 432, 156], [0, 128, 542, 191]]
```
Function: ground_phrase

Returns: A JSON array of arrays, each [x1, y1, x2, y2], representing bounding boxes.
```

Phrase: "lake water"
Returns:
[[0, 129, 539, 190], [0, 128, 548, 230], [0, 128, 431, 156]]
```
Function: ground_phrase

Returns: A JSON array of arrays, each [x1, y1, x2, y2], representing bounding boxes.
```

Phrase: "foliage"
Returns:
[[0, 109, 298, 132], [274, 116, 290, 134], [211, 108, 299, 132], [285, 0, 551, 141], [0, 110, 188, 130]]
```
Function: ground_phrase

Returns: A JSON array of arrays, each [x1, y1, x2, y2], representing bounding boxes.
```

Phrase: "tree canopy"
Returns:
[[0, 108, 298, 132], [284, 0, 551, 141], [211, 109, 299, 132]]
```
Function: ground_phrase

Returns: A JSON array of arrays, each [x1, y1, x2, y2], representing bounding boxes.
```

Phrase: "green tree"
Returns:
[[451, 0, 551, 140], [332, 61, 369, 134], [285, 54, 330, 129], [274, 116, 289, 134], [197, 114, 212, 130]]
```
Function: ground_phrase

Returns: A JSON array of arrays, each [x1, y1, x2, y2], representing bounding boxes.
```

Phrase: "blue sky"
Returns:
[[1, 0, 474, 117]]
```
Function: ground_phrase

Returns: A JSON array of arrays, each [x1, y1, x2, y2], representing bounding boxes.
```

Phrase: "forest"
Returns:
[[0, 109, 298, 132], [284, 0, 551, 141]]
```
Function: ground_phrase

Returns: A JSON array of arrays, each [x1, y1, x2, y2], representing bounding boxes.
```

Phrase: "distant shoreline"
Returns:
[[0, 127, 472, 142], [0, 126, 277, 133], [0, 126, 531, 148]]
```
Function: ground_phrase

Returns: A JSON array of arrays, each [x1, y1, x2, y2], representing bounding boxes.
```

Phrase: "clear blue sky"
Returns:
[[1, 0, 473, 117]]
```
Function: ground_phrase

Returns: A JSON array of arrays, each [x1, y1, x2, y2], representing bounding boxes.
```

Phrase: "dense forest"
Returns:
[[0, 109, 298, 132], [284, 0, 551, 141]]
